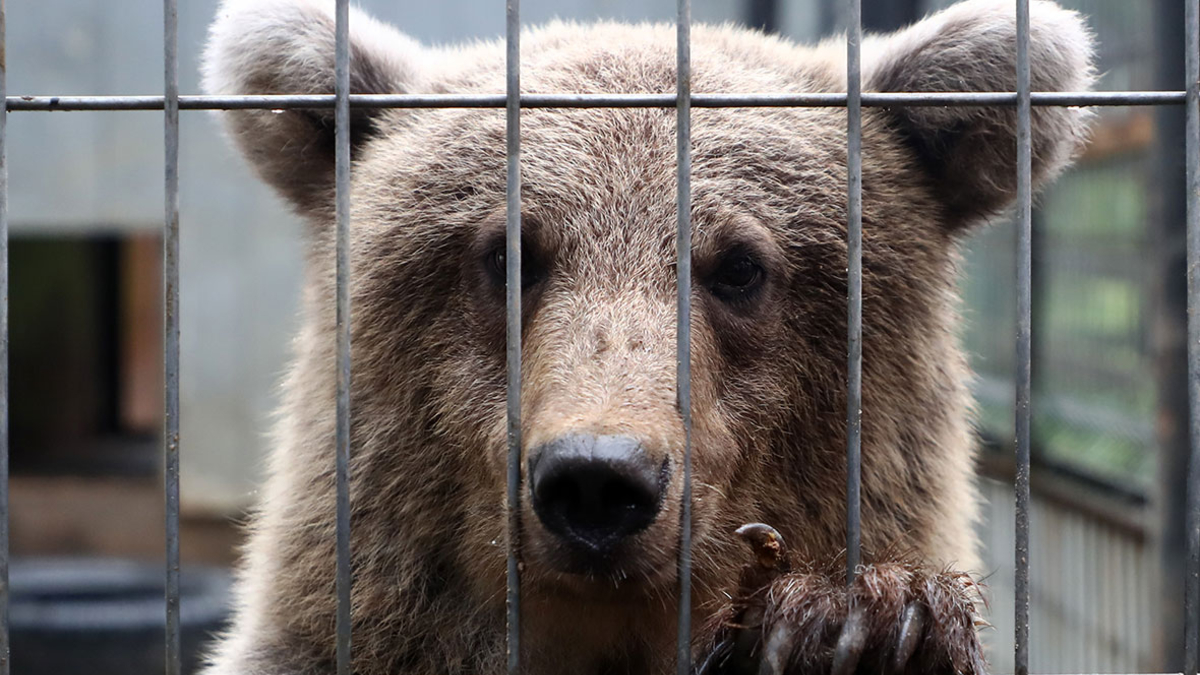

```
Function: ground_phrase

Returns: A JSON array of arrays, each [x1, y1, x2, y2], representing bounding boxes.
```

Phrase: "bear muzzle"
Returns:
[[528, 434, 668, 567]]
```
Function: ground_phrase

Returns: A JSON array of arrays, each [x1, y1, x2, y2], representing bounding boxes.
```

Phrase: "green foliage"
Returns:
[[961, 158, 1155, 487]]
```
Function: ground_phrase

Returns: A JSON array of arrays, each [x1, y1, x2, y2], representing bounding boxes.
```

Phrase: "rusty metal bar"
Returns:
[[675, 0, 693, 671]]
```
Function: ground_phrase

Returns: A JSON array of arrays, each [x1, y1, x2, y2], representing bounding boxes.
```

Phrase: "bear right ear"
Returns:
[[203, 0, 425, 214], [863, 0, 1095, 230]]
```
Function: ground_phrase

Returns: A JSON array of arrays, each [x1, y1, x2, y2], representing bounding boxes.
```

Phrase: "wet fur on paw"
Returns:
[[699, 561, 987, 675]]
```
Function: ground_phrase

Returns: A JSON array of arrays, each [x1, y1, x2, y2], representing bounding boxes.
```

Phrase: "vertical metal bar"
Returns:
[[162, 0, 181, 670], [0, 0, 9, 671], [504, 0, 522, 672], [1014, 0, 1033, 674], [844, 0, 863, 586], [333, 0, 353, 673], [1152, 1, 1190, 667], [1184, 0, 1200, 671], [675, 0, 693, 671]]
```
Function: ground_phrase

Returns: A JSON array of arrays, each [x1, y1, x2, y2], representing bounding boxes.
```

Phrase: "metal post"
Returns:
[[333, 0, 353, 673], [162, 0, 181, 670], [504, 0, 522, 673], [0, 0, 9, 670], [845, 0, 863, 586], [1183, 0, 1200, 671], [1014, 1, 1033, 674], [675, 0, 693, 671], [1149, 0, 1189, 667]]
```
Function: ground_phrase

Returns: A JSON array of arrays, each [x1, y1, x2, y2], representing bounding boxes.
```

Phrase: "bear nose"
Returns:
[[529, 434, 665, 555]]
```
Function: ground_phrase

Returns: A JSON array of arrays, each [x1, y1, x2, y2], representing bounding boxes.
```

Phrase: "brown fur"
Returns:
[[200, 2, 1094, 673]]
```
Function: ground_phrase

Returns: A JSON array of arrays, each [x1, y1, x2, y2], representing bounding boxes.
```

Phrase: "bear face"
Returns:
[[202, 2, 1093, 674]]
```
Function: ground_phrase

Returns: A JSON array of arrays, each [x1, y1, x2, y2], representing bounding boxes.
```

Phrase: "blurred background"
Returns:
[[5, 0, 1190, 672]]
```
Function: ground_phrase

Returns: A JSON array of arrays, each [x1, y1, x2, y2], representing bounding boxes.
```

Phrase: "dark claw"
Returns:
[[891, 603, 927, 673], [831, 606, 868, 675], [735, 523, 790, 573], [756, 621, 795, 675]]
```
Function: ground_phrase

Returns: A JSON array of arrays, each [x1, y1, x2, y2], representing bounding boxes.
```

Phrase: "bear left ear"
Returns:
[[863, 0, 1096, 230], [203, 0, 426, 215]]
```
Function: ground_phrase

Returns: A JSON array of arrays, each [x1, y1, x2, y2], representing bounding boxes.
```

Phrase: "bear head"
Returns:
[[202, 1, 1092, 671]]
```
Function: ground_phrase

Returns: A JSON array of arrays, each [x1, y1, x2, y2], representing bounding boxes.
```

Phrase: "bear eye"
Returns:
[[708, 252, 766, 303], [485, 244, 544, 290]]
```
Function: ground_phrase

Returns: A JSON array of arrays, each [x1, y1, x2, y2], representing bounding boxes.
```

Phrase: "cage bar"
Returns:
[[1014, 0, 1033, 674], [844, 0, 863, 586], [675, 0, 693, 672], [504, 0, 523, 673], [1183, 0, 1200, 673], [5, 91, 1190, 112], [333, 0, 353, 673], [162, 0, 182, 670], [0, 0, 9, 671]]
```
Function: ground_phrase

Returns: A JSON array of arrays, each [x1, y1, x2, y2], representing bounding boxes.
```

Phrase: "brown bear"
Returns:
[[200, 1, 1094, 673]]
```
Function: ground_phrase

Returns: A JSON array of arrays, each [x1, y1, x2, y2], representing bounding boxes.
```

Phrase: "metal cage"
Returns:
[[0, 0, 1197, 674]]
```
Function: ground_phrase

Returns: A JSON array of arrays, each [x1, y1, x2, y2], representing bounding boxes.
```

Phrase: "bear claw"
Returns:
[[697, 541, 986, 675], [892, 602, 927, 673], [735, 523, 789, 573], [830, 606, 868, 675]]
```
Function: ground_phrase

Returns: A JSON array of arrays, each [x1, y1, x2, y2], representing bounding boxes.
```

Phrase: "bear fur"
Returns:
[[201, 1, 1094, 673]]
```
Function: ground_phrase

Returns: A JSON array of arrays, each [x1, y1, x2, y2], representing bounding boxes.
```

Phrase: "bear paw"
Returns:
[[696, 524, 987, 675]]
